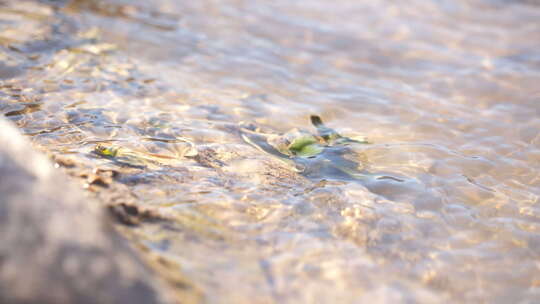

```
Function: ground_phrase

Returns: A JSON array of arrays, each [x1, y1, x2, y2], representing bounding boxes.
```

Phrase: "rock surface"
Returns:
[[0, 117, 173, 304]]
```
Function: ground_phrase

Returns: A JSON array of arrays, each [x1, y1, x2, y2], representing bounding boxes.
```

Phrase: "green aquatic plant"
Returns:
[[93, 144, 148, 168], [94, 144, 119, 157], [93, 143, 186, 169], [241, 115, 370, 178], [287, 135, 324, 158]]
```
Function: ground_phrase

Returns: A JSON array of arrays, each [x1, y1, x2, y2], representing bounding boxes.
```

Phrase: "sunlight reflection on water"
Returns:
[[1, 0, 540, 302]]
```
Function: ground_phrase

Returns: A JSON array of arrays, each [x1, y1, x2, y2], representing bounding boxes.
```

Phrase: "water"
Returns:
[[1, 0, 540, 302]]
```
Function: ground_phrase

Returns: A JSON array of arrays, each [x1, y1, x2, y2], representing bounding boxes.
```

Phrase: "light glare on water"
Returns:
[[1, 0, 539, 303]]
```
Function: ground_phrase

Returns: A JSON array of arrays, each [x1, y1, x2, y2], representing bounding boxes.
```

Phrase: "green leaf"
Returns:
[[296, 143, 324, 157], [94, 144, 118, 157], [288, 136, 323, 157], [310, 115, 342, 143]]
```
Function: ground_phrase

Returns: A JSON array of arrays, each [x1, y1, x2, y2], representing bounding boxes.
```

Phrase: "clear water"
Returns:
[[1, 0, 539, 302]]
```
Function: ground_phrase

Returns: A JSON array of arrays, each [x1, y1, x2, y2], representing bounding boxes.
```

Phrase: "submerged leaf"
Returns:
[[241, 115, 369, 176], [93, 143, 187, 169], [94, 144, 119, 157], [295, 143, 324, 157], [288, 135, 323, 157], [310, 115, 342, 143], [288, 135, 317, 151], [311, 115, 370, 145]]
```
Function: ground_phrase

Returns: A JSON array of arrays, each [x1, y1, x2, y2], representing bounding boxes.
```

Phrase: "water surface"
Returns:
[[1, 0, 539, 303]]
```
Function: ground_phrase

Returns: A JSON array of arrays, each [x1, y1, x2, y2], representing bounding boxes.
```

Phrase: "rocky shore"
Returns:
[[0, 117, 174, 304]]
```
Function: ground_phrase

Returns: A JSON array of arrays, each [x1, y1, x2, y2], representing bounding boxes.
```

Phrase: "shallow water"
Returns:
[[1, 0, 540, 302]]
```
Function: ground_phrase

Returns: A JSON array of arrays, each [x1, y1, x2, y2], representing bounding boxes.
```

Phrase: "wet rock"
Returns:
[[107, 202, 163, 226], [0, 117, 174, 304]]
